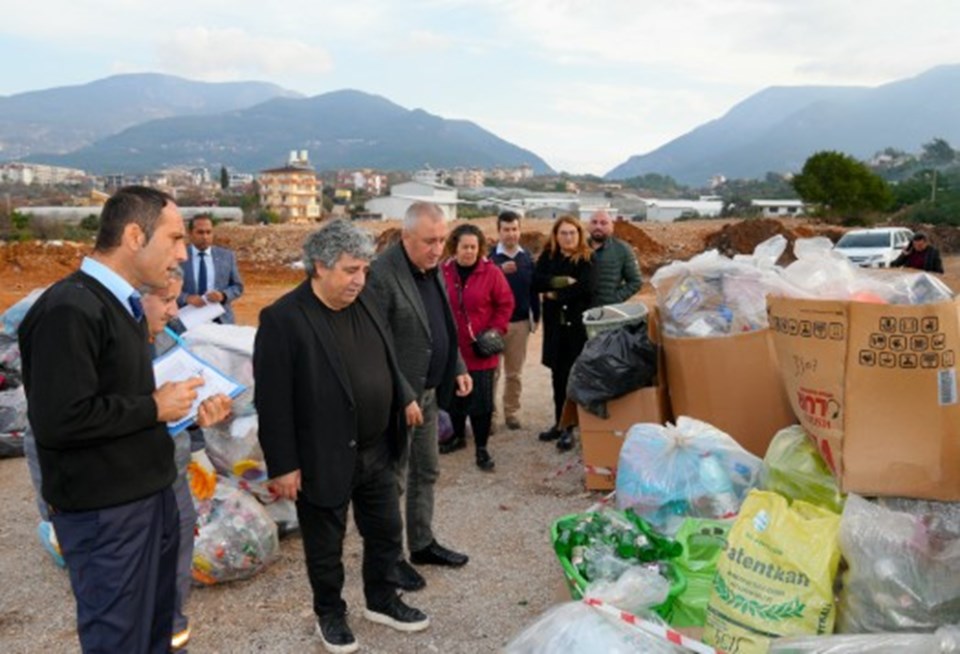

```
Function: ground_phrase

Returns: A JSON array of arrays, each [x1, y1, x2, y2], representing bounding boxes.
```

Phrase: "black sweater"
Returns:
[[19, 270, 175, 511]]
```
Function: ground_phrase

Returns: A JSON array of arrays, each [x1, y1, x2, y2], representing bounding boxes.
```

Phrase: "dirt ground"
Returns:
[[2, 216, 959, 652]]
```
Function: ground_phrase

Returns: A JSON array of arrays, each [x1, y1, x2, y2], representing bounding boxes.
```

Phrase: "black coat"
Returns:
[[253, 282, 407, 508], [533, 250, 593, 369]]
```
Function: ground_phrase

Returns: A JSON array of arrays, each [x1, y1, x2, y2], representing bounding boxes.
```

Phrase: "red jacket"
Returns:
[[441, 257, 515, 371]]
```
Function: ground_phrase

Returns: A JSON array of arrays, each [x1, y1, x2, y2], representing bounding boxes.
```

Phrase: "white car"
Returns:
[[833, 228, 914, 268]]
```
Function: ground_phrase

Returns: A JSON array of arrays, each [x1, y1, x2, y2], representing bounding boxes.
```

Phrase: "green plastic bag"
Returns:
[[668, 518, 731, 628], [760, 426, 844, 514]]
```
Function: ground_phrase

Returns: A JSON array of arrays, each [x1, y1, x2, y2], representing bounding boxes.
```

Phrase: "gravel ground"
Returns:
[[0, 330, 599, 653]]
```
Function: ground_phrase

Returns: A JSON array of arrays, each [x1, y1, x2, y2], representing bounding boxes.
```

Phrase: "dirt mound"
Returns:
[[0, 241, 87, 275], [613, 221, 668, 275], [918, 225, 960, 254], [375, 227, 402, 253], [520, 231, 547, 256], [703, 218, 798, 263]]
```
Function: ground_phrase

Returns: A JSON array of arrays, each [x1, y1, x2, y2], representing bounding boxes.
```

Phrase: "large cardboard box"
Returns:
[[663, 330, 796, 457], [768, 296, 960, 500], [577, 386, 668, 490]]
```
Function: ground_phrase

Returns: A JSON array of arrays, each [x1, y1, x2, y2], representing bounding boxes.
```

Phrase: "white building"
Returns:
[[640, 198, 724, 222], [365, 181, 459, 221], [0, 162, 87, 185], [18, 205, 242, 225], [750, 199, 808, 218]]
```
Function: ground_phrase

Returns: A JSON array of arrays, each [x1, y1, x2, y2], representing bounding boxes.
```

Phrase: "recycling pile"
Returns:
[[0, 290, 42, 458]]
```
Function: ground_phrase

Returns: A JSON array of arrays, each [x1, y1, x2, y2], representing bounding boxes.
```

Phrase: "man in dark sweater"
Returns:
[[587, 210, 642, 307], [490, 211, 540, 430], [892, 232, 945, 273], [19, 186, 201, 654]]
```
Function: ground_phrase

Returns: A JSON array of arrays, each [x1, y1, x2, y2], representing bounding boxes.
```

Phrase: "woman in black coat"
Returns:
[[533, 215, 593, 450]]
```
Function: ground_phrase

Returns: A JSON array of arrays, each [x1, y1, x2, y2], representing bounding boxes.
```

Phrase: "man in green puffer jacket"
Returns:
[[587, 210, 642, 307]]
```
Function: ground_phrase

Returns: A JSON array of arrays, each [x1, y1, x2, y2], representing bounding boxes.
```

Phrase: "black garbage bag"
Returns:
[[567, 322, 658, 419]]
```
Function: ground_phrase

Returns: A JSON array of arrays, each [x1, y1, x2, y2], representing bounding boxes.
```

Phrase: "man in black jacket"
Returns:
[[892, 232, 945, 273], [254, 220, 429, 654], [19, 186, 201, 654]]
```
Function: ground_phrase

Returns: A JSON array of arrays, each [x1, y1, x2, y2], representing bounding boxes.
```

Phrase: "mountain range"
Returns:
[[1, 73, 551, 175], [606, 65, 960, 185]]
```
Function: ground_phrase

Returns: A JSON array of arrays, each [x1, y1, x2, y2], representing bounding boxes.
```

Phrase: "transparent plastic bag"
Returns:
[[1, 288, 44, 338], [183, 324, 256, 415], [506, 569, 688, 654], [616, 417, 761, 534], [760, 426, 844, 514], [837, 494, 960, 633], [192, 478, 279, 586], [770, 631, 951, 653]]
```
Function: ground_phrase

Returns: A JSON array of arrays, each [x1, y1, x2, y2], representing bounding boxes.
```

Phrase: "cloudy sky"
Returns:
[[2, 0, 959, 174]]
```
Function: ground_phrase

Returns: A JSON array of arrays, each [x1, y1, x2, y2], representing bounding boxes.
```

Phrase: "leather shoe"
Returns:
[[475, 447, 495, 472], [395, 559, 426, 591], [556, 428, 575, 452], [439, 436, 466, 454], [410, 540, 469, 567], [538, 426, 560, 442]]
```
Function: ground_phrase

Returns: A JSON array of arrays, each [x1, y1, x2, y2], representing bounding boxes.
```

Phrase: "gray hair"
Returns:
[[302, 219, 375, 277], [402, 201, 445, 232], [137, 266, 184, 295]]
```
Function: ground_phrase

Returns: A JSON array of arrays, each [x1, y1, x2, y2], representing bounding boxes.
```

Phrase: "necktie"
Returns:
[[128, 294, 144, 322], [197, 250, 208, 295]]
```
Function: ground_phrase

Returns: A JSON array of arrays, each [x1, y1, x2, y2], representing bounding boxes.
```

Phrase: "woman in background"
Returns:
[[440, 224, 514, 471], [533, 216, 593, 451]]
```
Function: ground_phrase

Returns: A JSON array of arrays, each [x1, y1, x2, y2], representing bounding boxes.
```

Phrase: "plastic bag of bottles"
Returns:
[[0, 386, 27, 457], [616, 416, 761, 534], [770, 624, 960, 653], [760, 426, 844, 514], [183, 323, 256, 415], [837, 494, 960, 633], [192, 478, 279, 586], [0, 288, 44, 338], [505, 568, 690, 654], [438, 409, 454, 444], [567, 320, 658, 418], [668, 518, 732, 628]]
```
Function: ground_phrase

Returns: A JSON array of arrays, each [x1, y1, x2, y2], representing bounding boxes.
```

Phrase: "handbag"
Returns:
[[456, 276, 505, 358]]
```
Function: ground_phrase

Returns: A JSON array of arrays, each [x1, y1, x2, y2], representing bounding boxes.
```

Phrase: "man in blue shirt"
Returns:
[[490, 211, 540, 430]]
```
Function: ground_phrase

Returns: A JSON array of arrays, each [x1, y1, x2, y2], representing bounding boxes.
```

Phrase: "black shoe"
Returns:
[[276, 521, 301, 540], [315, 613, 358, 654], [538, 426, 561, 442], [410, 540, 469, 567], [475, 448, 495, 471], [556, 428, 575, 452], [439, 436, 466, 454], [395, 559, 426, 591], [363, 594, 430, 632]]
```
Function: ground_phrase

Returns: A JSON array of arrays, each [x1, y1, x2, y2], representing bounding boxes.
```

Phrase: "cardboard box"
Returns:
[[577, 386, 668, 490], [768, 296, 960, 500], [663, 330, 796, 458]]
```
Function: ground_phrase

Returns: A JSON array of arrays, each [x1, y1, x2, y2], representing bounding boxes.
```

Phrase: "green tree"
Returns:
[[220, 166, 230, 190], [792, 151, 893, 218]]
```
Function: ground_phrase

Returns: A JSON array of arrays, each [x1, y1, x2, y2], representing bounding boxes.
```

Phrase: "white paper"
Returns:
[[178, 300, 225, 331], [152, 345, 244, 434]]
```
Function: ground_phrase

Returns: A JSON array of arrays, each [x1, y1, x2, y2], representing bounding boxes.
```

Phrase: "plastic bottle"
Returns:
[[699, 454, 739, 519]]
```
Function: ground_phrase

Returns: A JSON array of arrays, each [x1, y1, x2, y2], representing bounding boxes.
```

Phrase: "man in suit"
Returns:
[[18, 186, 202, 654], [179, 214, 244, 324], [254, 220, 429, 654], [369, 202, 472, 592]]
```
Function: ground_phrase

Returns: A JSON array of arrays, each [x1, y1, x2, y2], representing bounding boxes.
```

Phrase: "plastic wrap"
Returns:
[[438, 409, 453, 444], [183, 323, 256, 415], [704, 491, 842, 654], [0, 386, 27, 457], [616, 417, 761, 534], [567, 321, 658, 418], [506, 570, 690, 654], [760, 426, 844, 514], [0, 288, 44, 338], [770, 629, 959, 653], [192, 478, 279, 586], [837, 494, 960, 633]]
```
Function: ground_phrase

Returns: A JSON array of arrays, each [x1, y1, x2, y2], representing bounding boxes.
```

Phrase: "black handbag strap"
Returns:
[[455, 277, 479, 342]]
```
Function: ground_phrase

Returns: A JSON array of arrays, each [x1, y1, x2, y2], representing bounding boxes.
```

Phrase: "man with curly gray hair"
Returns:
[[255, 219, 429, 653]]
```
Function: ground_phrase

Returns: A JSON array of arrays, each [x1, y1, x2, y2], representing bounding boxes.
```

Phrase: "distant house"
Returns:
[[18, 205, 242, 224], [640, 197, 724, 222], [258, 150, 322, 222], [365, 181, 459, 221], [750, 199, 808, 218]]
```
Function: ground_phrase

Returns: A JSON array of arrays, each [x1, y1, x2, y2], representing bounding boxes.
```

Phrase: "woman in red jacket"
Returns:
[[440, 223, 515, 470]]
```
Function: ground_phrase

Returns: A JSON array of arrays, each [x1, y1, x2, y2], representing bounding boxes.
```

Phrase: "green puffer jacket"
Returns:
[[590, 237, 642, 306]]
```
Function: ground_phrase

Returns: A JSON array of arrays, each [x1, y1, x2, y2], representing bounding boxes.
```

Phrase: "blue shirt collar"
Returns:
[[80, 257, 139, 318]]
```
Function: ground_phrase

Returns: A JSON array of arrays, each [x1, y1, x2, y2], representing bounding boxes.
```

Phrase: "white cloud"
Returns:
[[155, 27, 334, 81]]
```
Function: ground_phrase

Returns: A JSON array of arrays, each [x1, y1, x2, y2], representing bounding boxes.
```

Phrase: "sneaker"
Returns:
[[170, 627, 191, 651], [37, 521, 66, 568], [505, 416, 522, 430], [363, 594, 430, 632], [315, 614, 358, 654]]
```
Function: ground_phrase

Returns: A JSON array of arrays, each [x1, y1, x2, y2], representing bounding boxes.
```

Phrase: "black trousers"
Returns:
[[296, 443, 402, 618], [52, 486, 180, 654], [550, 356, 576, 426]]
